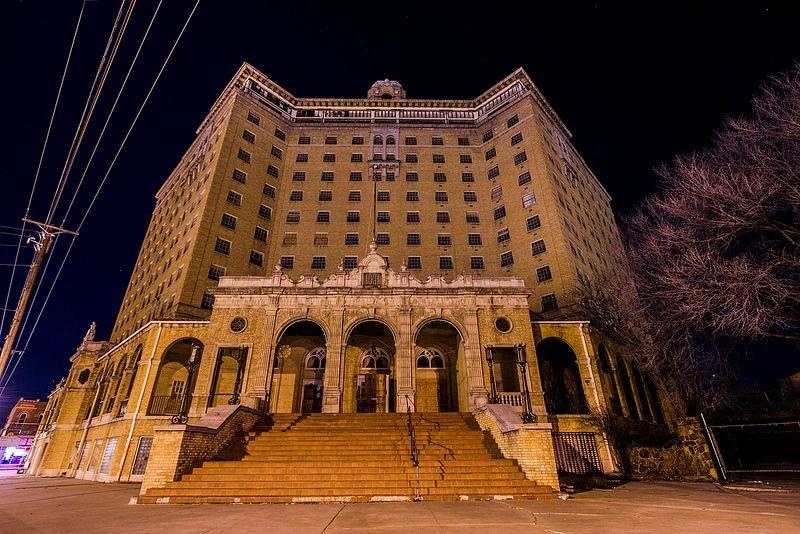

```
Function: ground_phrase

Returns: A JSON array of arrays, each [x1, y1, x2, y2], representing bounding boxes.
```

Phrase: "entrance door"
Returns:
[[301, 380, 323, 413], [356, 373, 390, 413]]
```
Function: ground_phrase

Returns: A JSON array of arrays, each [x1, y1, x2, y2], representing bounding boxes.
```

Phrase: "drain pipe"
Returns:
[[117, 323, 163, 481], [578, 323, 615, 472]]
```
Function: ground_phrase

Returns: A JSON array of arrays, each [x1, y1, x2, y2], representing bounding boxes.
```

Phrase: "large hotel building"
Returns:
[[26, 64, 686, 503]]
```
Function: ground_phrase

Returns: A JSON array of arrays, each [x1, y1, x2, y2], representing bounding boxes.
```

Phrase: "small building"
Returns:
[[1, 397, 46, 468]]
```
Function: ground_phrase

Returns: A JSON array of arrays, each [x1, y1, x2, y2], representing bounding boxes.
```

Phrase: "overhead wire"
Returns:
[[0, 0, 204, 394]]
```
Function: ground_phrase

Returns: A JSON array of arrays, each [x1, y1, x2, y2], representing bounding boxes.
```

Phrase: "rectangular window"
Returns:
[[386, 172, 395, 182], [405, 172, 419, 182], [289, 190, 303, 201], [242, 129, 255, 143], [463, 191, 477, 202], [249, 250, 264, 266], [323, 153, 336, 163], [310, 256, 326, 270], [439, 256, 454, 270], [348, 190, 361, 202], [500, 250, 514, 267], [435, 191, 448, 202], [254, 226, 268, 242], [350, 171, 363, 182], [201, 293, 215, 310], [321, 171, 334, 181], [407, 256, 422, 269], [352, 136, 364, 145], [407, 233, 421, 245], [432, 136, 444, 145], [377, 191, 390, 202], [482, 130, 494, 142], [458, 137, 470, 146], [316, 211, 331, 223], [376, 233, 390, 245], [258, 205, 272, 220], [314, 232, 328, 246], [536, 265, 553, 282], [373, 153, 383, 161], [531, 239, 547, 255], [325, 136, 337, 145], [468, 233, 482, 246], [280, 256, 294, 269], [497, 227, 510, 243], [343, 256, 358, 270], [267, 164, 279, 178], [507, 114, 519, 127], [296, 153, 309, 162], [541, 293, 558, 311], [220, 213, 237, 230], [286, 210, 300, 223], [208, 264, 226, 281], [319, 190, 333, 201], [214, 238, 231, 255], [346, 211, 360, 223], [271, 145, 283, 159], [437, 234, 452, 246], [373, 171, 382, 181], [246, 111, 260, 125], [376, 211, 390, 223], [406, 212, 420, 223], [263, 184, 276, 198], [298, 136, 311, 144], [405, 136, 417, 145], [283, 232, 298, 245], [433, 172, 447, 183], [526, 215, 542, 231], [433, 154, 445, 163], [518, 171, 532, 186], [459, 154, 472, 164], [274, 128, 286, 141], [493, 205, 507, 220], [485, 148, 496, 160], [461, 172, 475, 183], [351, 153, 363, 162], [345, 233, 359, 246], [226, 190, 242, 206], [292, 171, 306, 182], [232, 168, 247, 184], [436, 211, 450, 224], [488, 166, 500, 179], [491, 184, 503, 200], [522, 191, 537, 208], [514, 151, 528, 165], [511, 132, 524, 145], [406, 191, 419, 202], [470, 257, 485, 270], [466, 211, 480, 224], [406, 154, 418, 163]]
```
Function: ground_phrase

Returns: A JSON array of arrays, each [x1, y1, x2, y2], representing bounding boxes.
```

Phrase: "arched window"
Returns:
[[416, 355, 430, 368], [373, 136, 383, 145], [417, 349, 445, 368], [386, 136, 396, 145], [123, 345, 143, 402], [305, 347, 326, 369], [17, 413, 27, 424], [362, 348, 390, 369]]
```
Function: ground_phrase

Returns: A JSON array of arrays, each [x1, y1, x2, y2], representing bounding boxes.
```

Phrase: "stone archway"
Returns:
[[414, 320, 466, 412], [147, 338, 204, 416], [344, 320, 397, 413], [271, 320, 327, 413], [535, 337, 588, 415]]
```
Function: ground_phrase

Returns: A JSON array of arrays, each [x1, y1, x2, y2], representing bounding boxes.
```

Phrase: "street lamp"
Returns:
[[172, 344, 200, 424], [485, 346, 499, 404], [514, 344, 537, 423]]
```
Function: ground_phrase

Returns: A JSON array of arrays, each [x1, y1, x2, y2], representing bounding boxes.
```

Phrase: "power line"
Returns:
[[0, 0, 203, 395]]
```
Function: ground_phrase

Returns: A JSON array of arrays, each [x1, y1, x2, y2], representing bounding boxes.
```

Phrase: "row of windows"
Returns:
[[276, 252, 531, 272], [283, 189, 516, 204], [279, 228, 543, 248]]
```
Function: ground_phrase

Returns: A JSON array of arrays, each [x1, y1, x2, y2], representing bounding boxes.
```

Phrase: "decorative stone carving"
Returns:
[[367, 79, 406, 100]]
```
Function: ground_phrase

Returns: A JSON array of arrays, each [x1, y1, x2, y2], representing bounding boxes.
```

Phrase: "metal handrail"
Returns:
[[404, 395, 422, 501]]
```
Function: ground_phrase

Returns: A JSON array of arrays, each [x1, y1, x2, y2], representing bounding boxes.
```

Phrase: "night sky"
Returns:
[[0, 1, 798, 418]]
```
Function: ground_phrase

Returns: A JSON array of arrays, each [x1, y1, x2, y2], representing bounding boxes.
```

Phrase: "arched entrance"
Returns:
[[147, 338, 204, 415], [345, 320, 396, 413], [536, 338, 588, 414], [414, 320, 466, 412], [271, 320, 327, 413]]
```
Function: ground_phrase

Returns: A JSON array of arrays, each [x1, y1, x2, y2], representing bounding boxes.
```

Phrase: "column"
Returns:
[[322, 309, 344, 413], [463, 310, 488, 410], [394, 307, 414, 411], [245, 307, 278, 411]]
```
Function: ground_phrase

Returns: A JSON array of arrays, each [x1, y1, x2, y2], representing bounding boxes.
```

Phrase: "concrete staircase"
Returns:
[[139, 412, 555, 503]]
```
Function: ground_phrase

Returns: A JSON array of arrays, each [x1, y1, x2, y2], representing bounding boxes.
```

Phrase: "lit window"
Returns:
[[314, 233, 328, 246], [522, 191, 537, 208]]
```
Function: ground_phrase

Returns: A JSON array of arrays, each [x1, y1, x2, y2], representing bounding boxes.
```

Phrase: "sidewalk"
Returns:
[[0, 472, 798, 533]]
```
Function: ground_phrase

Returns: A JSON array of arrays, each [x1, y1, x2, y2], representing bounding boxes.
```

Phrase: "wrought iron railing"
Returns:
[[147, 395, 185, 416], [543, 391, 589, 415], [404, 395, 422, 501]]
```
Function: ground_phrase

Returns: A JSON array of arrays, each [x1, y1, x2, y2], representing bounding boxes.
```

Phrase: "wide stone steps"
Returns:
[[138, 412, 555, 504]]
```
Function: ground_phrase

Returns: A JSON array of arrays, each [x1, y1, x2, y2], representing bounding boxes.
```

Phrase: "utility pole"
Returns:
[[0, 218, 78, 383]]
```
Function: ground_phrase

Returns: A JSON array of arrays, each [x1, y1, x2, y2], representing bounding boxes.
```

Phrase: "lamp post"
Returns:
[[172, 344, 200, 424], [514, 344, 537, 423], [485, 346, 499, 404]]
